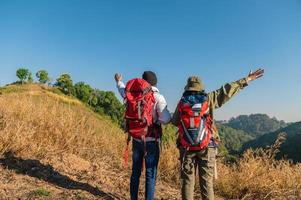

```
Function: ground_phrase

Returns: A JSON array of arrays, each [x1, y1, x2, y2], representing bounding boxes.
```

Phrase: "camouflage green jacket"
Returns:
[[171, 78, 249, 141]]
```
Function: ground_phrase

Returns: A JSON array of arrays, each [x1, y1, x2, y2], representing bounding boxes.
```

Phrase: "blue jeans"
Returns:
[[130, 140, 160, 200]]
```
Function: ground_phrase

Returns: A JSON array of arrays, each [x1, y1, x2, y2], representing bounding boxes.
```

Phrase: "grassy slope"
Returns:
[[0, 84, 300, 200], [0, 84, 182, 199]]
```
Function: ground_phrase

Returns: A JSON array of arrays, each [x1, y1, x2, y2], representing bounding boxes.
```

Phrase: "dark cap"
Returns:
[[142, 71, 157, 86]]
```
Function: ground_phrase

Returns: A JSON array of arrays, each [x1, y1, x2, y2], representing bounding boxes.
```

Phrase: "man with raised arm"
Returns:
[[172, 69, 264, 200], [115, 71, 171, 200]]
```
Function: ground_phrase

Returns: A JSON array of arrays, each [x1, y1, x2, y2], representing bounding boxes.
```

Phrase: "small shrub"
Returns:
[[33, 187, 50, 196]]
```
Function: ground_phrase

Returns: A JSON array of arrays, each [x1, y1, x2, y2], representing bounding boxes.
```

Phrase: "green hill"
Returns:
[[217, 123, 254, 154], [225, 114, 287, 137], [242, 121, 301, 162]]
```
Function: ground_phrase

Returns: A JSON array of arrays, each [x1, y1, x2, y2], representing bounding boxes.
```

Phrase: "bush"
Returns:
[[55, 74, 74, 95], [16, 68, 30, 84], [33, 188, 50, 196], [36, 70, 50, 84]]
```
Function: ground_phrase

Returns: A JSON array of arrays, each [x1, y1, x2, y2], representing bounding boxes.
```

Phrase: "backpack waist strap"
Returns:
[[133, 137, 160, 143]]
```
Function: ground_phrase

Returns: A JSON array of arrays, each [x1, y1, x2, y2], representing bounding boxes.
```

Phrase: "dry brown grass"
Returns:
[[216, 135, 301, 200], [0, 86, 133, 199], [0, 86, 126, 167], [0, 85, 182, 199], [0, 84, 300, 200], [155, 126, 301, 200]]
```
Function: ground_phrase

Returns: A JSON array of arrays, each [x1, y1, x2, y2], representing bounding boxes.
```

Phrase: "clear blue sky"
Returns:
[[0, 0, 300, 122]]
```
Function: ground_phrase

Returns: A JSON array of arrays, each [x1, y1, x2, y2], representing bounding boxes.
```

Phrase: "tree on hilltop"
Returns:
[[36, 70, 50, 84], [55, 73, 74, 95], [74, 82, 93, 103], [16, 68, 30, 84]]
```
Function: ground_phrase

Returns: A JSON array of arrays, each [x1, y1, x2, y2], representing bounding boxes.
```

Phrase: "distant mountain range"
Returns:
[[242, 122, 301, 162], [216, 114, 300, 163], [216, 114, 287, 153], [225, 114, 287, 137]]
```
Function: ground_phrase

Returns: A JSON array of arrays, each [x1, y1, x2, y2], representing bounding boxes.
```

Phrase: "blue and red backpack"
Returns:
[[177, 93, 213, 150]]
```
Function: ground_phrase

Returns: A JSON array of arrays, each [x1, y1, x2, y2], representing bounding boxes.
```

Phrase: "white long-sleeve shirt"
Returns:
[[117, 80, 171, 125]]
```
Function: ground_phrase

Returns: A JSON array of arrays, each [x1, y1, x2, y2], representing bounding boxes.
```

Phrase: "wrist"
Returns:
[[240, 77, 249, 87]]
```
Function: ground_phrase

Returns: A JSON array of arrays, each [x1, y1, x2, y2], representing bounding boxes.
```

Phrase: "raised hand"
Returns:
[[114, 73, 122, 82], [247, 68, 264, 82]]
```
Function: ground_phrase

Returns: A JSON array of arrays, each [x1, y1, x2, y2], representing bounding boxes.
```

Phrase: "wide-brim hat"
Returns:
[[184, 76, 205, 92]]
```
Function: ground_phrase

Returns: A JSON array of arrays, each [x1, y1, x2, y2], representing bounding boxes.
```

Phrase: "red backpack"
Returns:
[[124, 78, 156, 140], [123, 78, 157, 168], [177, 93, 213, 150]]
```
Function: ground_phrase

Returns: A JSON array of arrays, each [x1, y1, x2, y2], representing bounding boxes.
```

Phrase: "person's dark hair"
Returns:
[[142, 71, 157, 86]]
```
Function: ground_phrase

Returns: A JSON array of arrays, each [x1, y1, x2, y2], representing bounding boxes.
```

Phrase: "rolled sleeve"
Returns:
[[156, 94, 171, 124], [116, 81, 126, 99]]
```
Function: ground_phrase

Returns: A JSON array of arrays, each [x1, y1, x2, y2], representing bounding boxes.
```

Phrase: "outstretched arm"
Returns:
[[114, 73, 126, 99], [208, 68, 264, 109]]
